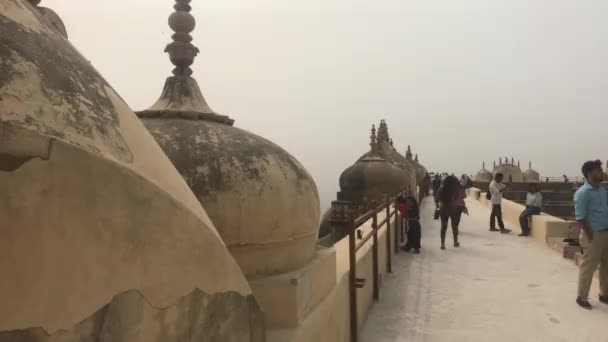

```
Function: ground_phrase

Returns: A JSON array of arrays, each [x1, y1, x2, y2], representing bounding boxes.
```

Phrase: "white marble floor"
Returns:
[[360, 197, 608, 342]]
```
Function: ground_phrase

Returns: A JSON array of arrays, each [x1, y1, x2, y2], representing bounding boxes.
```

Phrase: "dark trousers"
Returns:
[[440, 207, 463, 245], [519, 206, 541, 234], [405, 220, 422, 249], [490, 204, 505, 229]]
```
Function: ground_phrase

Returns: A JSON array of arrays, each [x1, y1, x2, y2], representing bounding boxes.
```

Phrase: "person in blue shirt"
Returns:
[[574, 160, 608, 310]]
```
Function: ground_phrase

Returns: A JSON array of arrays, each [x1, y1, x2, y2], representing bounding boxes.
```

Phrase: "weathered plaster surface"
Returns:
[[0, 289, 264, 342], [0, 1, 261, 338], [142, 118, 321, 277]]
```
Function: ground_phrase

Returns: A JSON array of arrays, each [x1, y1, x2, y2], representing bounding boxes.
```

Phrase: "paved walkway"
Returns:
[[361, 197, 607, 342]]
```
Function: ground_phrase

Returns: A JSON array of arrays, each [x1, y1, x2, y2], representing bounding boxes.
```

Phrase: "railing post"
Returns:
[[372, 210, 379, 301], [394, 208, 400, 254], [385, 202, 392, 273], [347, 217, 358, 342]]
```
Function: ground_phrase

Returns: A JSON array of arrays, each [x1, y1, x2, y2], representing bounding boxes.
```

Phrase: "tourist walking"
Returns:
[[438, 175, 467, 250], [489, 173, 511, 234], [518, 183, 542, 237], [574, 160, 608, 310]]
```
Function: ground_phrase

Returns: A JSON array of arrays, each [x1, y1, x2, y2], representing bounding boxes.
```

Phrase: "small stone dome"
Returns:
[[340, 125, 408, 202], [475, 162, 493, 182], [493, 157, 523, 182], [523, 161, 541, 182], [138, 3, 320, 278]]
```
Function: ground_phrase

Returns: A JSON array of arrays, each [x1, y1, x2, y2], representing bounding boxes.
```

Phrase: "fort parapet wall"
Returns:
[[467, 188, 575, 245], [266, 210, 397, 342]]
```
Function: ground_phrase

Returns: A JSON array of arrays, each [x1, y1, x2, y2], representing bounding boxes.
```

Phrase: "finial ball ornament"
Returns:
[[169, 11, 196, 34]]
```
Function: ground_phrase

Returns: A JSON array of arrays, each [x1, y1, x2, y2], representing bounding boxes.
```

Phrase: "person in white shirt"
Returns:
[[519, 183, 542, 236], [489, 173, 511, 233]]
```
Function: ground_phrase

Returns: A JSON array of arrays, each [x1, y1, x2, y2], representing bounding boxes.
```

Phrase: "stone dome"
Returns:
[[340, 125, 408, 201], [357, 120, 416, 195], [0, 2, 261, 338], [493, 157, 523, 182], [475, 162, 494, 182], [523, 161, 541, 182], [137, 3, 320, 278]]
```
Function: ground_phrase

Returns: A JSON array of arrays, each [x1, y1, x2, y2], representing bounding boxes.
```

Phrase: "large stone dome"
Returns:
[[138, 2, 320, 278], [340, 125, 408, 202], [0, 2, 262, 339], [475, 162, 493, 182], [523, 161, 541, 182]]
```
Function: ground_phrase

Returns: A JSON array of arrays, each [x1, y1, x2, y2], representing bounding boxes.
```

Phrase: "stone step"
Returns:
[[546, 237, 581, 259]]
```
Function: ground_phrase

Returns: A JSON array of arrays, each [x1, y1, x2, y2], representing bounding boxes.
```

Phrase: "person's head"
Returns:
[[494, 173, 504, 183], [396, 195, 406, 203], [581, 160, 604, 184], [529, 183, 540, 193]]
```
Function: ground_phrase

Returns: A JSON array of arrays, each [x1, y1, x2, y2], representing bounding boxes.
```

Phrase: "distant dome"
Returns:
[[358, 120, 416, 194], [138, 4, 320, 278], [340, 125, 408, 201], [475, 162, 493, 182], [523, 162, 541, 182], [493, 157, 523, 182]]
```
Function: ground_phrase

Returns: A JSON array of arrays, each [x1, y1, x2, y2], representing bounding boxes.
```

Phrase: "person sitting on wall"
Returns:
[[518, 183, 543, 237]]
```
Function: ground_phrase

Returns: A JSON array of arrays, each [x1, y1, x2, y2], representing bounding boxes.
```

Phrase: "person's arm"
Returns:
[[574, 190, 593, 241], [536, 193, 543, 208]]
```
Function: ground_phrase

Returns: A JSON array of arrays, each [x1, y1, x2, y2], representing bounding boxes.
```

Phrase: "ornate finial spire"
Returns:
[[415, 154, 419, 163], [137, 0, 234, 125], [482, 161, 486, 169], [167, 0, 199, 77], [529, 161, 532, 169], [511, 157, 514, 164], [406, 145, 413, 160], [370, 124, 380, 155], [493, 160, 496, 168], [517, 160, 520, 168], [499, 157, 502, 164]]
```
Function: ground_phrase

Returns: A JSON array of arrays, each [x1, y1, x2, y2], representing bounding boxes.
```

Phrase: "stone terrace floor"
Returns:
[[361, 197, 608, 342]]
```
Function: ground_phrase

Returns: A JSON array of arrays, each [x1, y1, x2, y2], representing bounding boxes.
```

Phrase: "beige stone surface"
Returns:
[[0, 1, 256, 336], [361, 198, 608, 342], [250, 247, 337, 329], [267, 211, 397, 342]]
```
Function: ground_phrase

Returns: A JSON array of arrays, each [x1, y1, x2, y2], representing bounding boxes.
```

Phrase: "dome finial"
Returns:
[[137, 0, 235, 125], [167, 0, 199, 77], [499, 157, 502, 164], [415, 154, 419, 163], [493, 160, 496, 168], [370, 124, 380, 155], [517, 160, 520, 168], [529, 161, 532, 169], [511, 157, 514, 165]]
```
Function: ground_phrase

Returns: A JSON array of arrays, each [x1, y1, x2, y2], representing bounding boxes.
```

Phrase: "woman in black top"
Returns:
[[404, 196, 422, 254]]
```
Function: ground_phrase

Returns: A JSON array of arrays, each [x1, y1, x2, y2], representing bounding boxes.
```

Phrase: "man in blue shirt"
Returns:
[[574, 160, 608, 309]]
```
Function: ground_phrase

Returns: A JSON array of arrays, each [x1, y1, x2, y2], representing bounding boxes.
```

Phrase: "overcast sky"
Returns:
[[46, 0, 608, 210]]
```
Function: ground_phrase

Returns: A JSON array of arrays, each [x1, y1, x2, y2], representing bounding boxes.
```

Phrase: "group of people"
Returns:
[[393, 161, 608, 311], [394, 173, 469, 253]]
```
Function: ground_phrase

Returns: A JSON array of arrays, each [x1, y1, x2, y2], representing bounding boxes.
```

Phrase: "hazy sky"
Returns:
[[46, 0, 608, 210]]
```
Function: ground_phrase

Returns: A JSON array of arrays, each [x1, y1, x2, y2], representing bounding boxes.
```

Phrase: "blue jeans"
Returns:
[[519, 206, 541, 234]]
